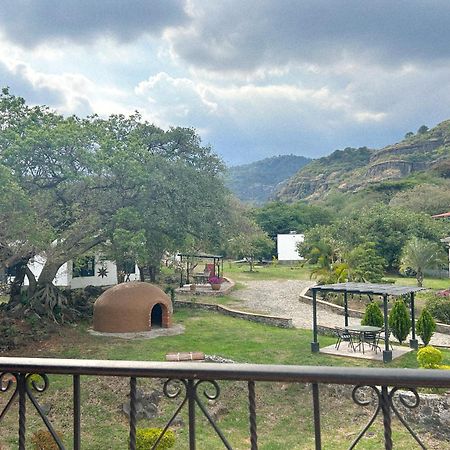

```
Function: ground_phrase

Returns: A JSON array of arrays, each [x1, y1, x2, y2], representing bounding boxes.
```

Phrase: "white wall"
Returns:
[[26, 255, 70, 286], [277, 233, 305, 261], [69, 259, 118, 289], [24, 255, 140, 288]]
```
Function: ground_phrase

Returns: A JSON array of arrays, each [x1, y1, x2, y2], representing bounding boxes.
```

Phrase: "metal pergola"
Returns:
[[178, 253, 224, 287], [310, 282, 425, 363]]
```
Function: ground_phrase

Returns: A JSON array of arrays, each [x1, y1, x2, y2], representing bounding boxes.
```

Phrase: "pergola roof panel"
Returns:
[[177, 253, 223, 259], [311, 282, 425, 296]]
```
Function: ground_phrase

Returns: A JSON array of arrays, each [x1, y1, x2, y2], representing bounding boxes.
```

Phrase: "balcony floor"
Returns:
[[319, 343, 413, 361]]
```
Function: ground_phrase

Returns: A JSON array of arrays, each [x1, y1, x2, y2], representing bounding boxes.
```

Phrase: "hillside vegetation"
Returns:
[[226, 154, 310, 203], [274, 120, 450, 209]]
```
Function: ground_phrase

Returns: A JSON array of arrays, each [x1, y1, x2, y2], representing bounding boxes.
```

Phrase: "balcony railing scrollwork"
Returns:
[[1, 357, 449, 449]]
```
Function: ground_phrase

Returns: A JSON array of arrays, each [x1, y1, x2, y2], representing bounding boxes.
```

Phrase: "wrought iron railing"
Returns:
[[1, 356, 449, 449]]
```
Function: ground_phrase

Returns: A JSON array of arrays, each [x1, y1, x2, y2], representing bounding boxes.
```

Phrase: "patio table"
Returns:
[[345, 325, 382, 354], [193, 274, 209, 284]]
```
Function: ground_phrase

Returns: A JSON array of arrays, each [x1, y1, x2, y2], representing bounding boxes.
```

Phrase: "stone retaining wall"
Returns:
[[175, 300, 293, 328], [299, 291, 363, 319], [175, 277, 235, 297]]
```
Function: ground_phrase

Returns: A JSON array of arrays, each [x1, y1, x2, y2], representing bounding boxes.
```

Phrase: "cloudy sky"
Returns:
[[1, 1, 450, 165]]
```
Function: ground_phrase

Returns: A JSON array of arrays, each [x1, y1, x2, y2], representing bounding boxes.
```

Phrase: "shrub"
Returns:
[[0, 317, 19, 351], [361, 302, 384, 327], [425, 295, 450, 324], [135, 428, 175, 450], [31, 430, 64, 450], [416, 308, 436, 346], [208, 276, 224, 285], [388, 299, 411, 344], [417, 346, 443, 368]]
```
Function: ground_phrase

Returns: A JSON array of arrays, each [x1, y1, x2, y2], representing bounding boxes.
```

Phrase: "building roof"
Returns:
[[311, 282, 425, 296]]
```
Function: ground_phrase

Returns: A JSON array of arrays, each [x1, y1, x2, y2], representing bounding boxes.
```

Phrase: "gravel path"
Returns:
[[231, 279, 450, 347]]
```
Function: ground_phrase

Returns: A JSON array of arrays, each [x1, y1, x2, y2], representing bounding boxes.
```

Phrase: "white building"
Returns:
[[24, 255, 140, 288], [277, 232, 305, 262]]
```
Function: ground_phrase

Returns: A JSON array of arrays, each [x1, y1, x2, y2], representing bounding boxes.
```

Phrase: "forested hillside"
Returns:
[[274, 120, 450, 211], [226, 154, 310, 203]]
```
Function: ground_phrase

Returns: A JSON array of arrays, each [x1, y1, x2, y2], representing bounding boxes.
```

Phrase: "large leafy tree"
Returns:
[[223, 199, 274, 272], [0, 89, 227, 321], [303, 203, 448, 271], [253, 201, 333, 238], [345, 242, 386, 282]]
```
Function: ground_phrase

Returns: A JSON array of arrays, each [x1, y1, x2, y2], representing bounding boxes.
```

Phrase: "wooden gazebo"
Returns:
[[178, 253, 224, 287], [310, 282, 425, 363]]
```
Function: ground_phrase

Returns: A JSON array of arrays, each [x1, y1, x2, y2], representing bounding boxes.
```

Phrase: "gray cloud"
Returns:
[[169, 0, 450, 72], [0, 0, 189, 47], [0, 61, 64, 105]]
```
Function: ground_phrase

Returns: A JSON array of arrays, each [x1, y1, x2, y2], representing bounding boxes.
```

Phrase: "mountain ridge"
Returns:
[[274, 120, 450, 202], [225, 154, 311, 203]]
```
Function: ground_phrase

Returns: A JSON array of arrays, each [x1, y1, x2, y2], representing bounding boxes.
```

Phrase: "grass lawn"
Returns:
[[224, 262, 311, 282], [387, 275, 450, 290], [224, 261, 450, 290], [1, 309, 449, 449]]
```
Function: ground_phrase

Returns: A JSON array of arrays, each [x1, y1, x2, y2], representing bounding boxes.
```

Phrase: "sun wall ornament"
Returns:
[[97, 266, 108, 278]]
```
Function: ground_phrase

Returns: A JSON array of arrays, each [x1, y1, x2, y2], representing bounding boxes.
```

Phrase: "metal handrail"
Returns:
[[2, 356, 450, 450], [1, 356, 450, 386]]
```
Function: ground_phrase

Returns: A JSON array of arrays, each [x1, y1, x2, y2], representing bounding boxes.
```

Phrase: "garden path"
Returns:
[[230, 279, 450, 347]]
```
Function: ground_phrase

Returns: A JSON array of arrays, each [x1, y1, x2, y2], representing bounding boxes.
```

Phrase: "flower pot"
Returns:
[[211, 283, 221, 291]]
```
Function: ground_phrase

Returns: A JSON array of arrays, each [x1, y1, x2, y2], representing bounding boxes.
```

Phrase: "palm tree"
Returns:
[[400, 237, 447, 287]]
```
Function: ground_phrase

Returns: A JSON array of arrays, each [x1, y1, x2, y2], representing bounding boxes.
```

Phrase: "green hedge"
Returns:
[[426, 295, 450, 325]]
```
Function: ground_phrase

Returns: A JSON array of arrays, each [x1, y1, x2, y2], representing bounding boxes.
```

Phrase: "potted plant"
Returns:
[[208, 276, 223, 291]]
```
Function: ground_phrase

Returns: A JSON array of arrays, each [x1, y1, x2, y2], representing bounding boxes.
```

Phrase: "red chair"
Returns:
[[204, 263, 215, 277]]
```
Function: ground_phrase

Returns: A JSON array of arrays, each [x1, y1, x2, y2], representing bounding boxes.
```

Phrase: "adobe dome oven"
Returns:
[[93, 282, 172, 333]]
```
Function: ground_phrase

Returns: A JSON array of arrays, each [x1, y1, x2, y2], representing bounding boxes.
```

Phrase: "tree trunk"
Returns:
[[148, 265, 156, 282], [8, 260, 28, 307], [139, 266, 145, 282], [416, 269, 423, 287], [29, 260, 72, 323], [25, 266, 37, 298]]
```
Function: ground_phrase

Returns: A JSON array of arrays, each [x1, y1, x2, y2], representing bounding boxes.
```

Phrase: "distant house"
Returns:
[[22, 255, 140, 289], [277, 232, 305, 262]]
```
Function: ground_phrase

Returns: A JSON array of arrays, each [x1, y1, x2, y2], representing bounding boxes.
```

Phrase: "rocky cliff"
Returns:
[[274, 120, 450, 202]]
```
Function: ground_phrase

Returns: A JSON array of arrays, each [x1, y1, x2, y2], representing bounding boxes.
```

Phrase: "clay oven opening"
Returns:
[[150, 303, 164, 328], [93, 282, 172, 333]]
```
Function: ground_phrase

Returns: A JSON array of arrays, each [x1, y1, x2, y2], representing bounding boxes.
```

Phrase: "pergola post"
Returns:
[[186, 256, 191, 284], [311, 289, 319, 352], [344, 291, 349, 327], [410, 292, 418, 349], [180, 255, 184, 287], [382, 294, 392, 363]]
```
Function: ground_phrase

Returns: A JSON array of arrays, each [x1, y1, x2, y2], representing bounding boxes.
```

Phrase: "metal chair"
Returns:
[[335, 327, 356, 351], [376, 328, 393, 351], [363, 331, 381, 353]]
